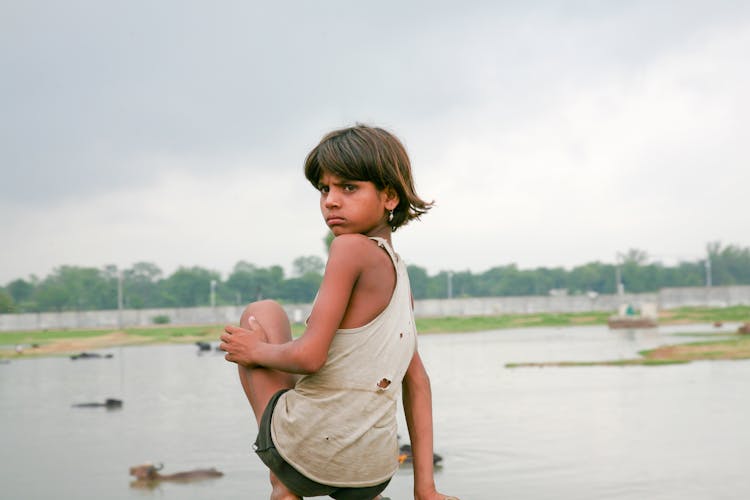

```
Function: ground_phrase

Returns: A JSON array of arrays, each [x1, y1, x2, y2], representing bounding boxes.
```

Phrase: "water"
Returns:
[[1, 324, 748, 499]]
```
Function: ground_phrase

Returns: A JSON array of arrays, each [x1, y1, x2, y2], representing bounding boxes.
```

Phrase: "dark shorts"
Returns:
[[254, 389, 391, 500]]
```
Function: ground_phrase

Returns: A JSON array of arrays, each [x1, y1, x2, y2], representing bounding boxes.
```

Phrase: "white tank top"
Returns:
[[270, 237, 417, 487]]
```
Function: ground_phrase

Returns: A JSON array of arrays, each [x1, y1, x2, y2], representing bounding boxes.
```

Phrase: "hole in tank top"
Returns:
[[377, 378, 391, 389]]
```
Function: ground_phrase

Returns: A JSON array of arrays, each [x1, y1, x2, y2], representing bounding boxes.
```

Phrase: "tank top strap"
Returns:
[[368, 236, 399, 266]]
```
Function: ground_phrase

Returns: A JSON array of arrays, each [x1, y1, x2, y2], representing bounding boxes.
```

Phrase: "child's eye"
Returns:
[[318, 185, 329, 194], [343, 184, 357, 192]]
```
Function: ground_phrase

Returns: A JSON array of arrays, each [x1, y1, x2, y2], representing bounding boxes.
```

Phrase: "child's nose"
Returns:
[[324, 191, 341, 208]]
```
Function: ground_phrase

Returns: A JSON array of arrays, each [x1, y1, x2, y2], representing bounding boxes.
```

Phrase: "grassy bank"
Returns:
[[659, 305, 750, 323], [0, 324, 225, 348], [414, 311, 612, 333], [506, 332, 750, 368], [1, 306, 748, 360]]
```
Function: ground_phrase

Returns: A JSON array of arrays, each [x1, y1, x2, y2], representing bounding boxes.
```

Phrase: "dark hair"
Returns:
[[304, 124, 433, 230]]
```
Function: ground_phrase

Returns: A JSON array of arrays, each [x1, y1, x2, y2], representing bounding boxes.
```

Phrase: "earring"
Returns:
[[388, 210, 394, 222]]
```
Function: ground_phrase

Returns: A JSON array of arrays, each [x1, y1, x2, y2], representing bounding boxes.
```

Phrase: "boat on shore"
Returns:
[[607, 315, 658, 329], [608, 302, 658, 329]]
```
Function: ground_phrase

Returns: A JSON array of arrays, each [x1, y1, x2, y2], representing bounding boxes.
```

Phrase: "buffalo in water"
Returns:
[[72, 398, 122, 409], [129, 463, 223, 487], [195, 341, 212, 352], [70, 352, 113, 360], [397, 444, 443, 466]]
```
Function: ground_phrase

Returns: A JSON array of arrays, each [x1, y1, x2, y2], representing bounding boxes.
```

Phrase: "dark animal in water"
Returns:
[[129, 463, 223, 483], [72, 398, 123, 409], [70, 352, 113, 360], [397, 444, 443, 466]]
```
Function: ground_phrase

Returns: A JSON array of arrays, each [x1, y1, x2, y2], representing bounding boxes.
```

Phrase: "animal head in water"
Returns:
[[129, 463, 162, 480]]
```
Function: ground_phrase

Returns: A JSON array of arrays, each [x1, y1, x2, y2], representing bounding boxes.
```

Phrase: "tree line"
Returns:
[[1, 242, 749, 314]]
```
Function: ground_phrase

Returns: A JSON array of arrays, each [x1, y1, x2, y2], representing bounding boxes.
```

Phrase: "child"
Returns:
[[220, 125, 457, 500]]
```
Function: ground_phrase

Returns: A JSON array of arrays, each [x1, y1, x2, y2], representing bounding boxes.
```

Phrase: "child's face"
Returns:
[[317, 172, 397, 237]]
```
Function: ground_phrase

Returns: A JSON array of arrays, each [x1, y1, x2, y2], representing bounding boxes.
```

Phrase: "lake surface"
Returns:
[[1, 324, 748, 499]]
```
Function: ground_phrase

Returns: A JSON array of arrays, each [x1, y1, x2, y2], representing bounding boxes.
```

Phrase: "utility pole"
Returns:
[[210, 280, 217, 308], [705, 256, 712, 287], [447, 271, 453, 299], [117, 270, 124, 329]]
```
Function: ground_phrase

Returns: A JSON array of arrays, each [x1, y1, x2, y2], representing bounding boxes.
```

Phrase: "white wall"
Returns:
[[2, 286, 749, 332]]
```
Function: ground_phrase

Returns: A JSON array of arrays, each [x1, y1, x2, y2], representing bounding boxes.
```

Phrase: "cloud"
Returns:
[[1, 154, 326, 281], [1, 1, 749, 283]]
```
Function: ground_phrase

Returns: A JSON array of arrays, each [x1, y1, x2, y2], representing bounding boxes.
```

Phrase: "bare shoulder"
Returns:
[[326, 234, 391, 275], [327, 234, 387, 262], [328, 233, 373, 253]]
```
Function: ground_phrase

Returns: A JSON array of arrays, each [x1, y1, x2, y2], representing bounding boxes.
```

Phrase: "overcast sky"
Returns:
[[1, 0, 749, 284]]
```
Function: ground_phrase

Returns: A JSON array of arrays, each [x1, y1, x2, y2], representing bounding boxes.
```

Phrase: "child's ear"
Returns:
[[384, 187, 400, 210]]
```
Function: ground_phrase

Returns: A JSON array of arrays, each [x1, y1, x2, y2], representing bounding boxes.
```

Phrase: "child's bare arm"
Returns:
[[221, 235, 367, 373], [402, 351, 454, 500]]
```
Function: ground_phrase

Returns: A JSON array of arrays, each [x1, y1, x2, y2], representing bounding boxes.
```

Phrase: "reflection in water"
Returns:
[[1, 324, 748, 499], [128, 462, 225, 490]]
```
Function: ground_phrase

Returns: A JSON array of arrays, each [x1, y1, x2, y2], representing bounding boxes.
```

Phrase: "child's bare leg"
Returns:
[[235, 300, 300, 500], [236, 299, 298, 423], [270, 471, 301, 500]]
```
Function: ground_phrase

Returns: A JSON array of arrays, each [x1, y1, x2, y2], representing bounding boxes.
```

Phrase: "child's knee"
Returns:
[[241, 299, 281, 322], [240, 300, 291, 340]]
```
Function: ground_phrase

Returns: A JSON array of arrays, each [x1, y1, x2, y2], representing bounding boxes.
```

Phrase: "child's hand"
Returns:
[[220, 317, 268, 367]]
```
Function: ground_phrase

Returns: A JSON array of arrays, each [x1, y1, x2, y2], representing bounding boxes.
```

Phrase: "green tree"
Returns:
[[569, 262, 613, 294], [34, 280, 71, 311], [407, 265, 429, 299], [292, 256, 325, 277], [427, 271, 454, 298], [279, 273, 322, 303], [619, 249, 656, 293], [123, 262, 163, 308], [3, 240, 748, 310], [448, 270, 476, 298], [5, 278, 37, 312], [532, 267, 568, 295], [474, 265, 533, 297], [285, 255, 324, 303], [6, 278, 34, 303], [0, 289, 15, 313], [324, 232, 335, 254], [225, 262, 285, 303], [160, 267, 221, 307], [708, 241, 750, 285], [665, 261, 703, 287], [34, 266, 117, 311]]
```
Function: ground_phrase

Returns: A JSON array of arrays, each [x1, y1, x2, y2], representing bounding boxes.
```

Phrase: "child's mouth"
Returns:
[[326, 216, 345, 226]]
